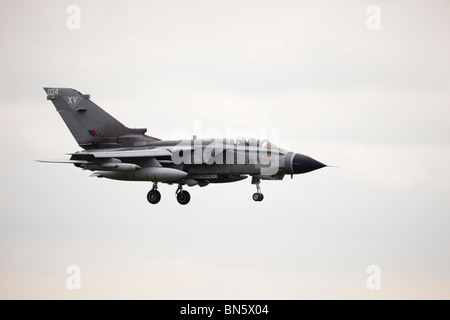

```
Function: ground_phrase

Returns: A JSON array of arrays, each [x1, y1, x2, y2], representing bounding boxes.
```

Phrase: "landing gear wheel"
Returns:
[[252, 193, 264, 202], [251, 177, 264, 202], [177, 190, 191, 205], [147, 189, 161, 204]]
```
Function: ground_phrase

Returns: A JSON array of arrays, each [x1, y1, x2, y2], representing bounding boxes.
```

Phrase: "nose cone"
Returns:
[[292, 153, 326, 174]]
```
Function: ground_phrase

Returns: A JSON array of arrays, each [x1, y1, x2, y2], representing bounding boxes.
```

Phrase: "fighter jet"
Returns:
[[40, 87, 327, 205]]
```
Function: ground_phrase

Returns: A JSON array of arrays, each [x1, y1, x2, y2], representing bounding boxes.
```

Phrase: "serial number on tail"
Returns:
[[47, 88, 58, 96]]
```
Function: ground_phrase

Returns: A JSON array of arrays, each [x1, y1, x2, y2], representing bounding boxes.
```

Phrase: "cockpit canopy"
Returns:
[[259, 139, 280, 151], [228, 138, 285, 152]]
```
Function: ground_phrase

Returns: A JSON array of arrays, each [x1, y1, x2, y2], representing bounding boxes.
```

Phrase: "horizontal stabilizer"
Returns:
[[89, 172, 103, 178]]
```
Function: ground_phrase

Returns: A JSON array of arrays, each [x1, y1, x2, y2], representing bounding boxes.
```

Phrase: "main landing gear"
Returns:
[[252, 177, 264, 202], [176, 184, 191, 205], [147, 183, 191, 205], [147, 182, 161, 204]]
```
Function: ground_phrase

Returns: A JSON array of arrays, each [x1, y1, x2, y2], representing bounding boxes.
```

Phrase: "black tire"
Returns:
[[176, 190, 191, 205], [147, 189, 161, 204], [252, 193, 264, 202]]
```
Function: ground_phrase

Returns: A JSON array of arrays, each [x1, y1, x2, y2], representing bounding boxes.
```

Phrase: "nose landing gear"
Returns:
[[251, 177, 264, 202]]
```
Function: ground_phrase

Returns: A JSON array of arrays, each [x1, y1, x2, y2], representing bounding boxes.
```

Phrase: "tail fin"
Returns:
[[44, 87, 158, 149]]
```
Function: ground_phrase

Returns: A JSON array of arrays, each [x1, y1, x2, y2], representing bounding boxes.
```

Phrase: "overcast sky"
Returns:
[[1, 0, 449, 299]]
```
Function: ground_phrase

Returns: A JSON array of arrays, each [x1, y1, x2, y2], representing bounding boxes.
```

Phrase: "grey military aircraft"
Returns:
[[40, 87, 327, 205]]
